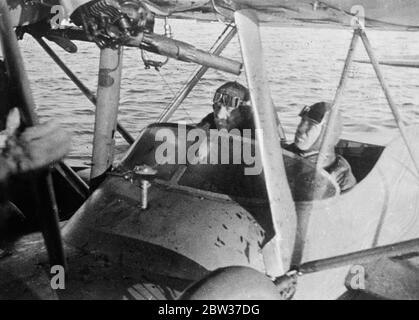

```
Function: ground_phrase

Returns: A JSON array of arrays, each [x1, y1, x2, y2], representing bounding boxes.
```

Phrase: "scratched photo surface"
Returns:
[[1, 1, 419, 302]]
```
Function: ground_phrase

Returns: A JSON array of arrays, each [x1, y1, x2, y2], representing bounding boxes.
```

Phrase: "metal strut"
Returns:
[[319, 22, 419, 179], [90, 47, 123, 187], [34, 37, 135, 145], [317, 30, 360, 170], [235, 9, 297, 277], [158, 24, 238, 123], [282, 21, 419, 296], [274, 236, 419, 297], [358, 28, 419, 179], [297, 237, 419, 274]]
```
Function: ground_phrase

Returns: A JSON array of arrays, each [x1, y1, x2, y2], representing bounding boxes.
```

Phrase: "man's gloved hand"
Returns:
[[0, 109, 71, 181], [16, 121, 72, 172]]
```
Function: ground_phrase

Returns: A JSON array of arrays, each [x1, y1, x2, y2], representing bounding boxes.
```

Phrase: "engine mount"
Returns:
[[70, 0, 154, 48]]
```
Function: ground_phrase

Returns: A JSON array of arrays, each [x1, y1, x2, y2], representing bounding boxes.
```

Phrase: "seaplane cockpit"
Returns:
[[117, 122, 342, 202]]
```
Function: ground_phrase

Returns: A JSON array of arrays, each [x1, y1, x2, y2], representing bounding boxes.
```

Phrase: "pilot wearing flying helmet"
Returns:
[[198, 81, 254, 132], [287, 101, 356, 192]]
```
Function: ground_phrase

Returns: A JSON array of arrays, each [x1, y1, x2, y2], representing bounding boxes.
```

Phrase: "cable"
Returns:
[[157, 67, 194, 123], [140, 49, 194, 123]]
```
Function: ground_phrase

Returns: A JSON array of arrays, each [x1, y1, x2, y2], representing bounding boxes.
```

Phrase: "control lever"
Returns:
[[133, 165, 157, 209]]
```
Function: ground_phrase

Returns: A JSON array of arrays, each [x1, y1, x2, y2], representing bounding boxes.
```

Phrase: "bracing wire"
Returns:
[[155, 23, 236, 123], [156, 66, 194, 123], [139, 47, 194, 123]]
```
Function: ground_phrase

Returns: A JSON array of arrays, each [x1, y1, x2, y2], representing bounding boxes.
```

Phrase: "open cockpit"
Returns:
[[117, 122, 385, 204]]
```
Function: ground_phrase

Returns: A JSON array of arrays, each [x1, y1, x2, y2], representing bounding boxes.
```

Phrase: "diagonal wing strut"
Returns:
[[234, 9, 297, 278]]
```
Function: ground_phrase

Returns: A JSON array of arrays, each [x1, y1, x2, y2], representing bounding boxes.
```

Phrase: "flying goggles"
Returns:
[[213, 92, 244, 109]]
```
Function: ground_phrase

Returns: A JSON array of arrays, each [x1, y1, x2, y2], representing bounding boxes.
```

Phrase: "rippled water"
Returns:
[[19, 19, 419, 165]]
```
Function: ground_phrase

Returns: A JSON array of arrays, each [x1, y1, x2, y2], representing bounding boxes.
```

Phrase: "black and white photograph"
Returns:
[[0, 0, 418, 304]]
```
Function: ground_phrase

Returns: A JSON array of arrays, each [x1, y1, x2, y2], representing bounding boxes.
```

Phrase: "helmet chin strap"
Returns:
[[297, 124, 337, 168]]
